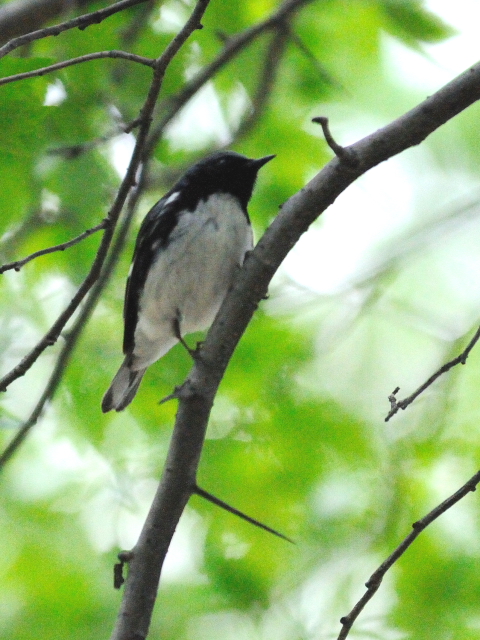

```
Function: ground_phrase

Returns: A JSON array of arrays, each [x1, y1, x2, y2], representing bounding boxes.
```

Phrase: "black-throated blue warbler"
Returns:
[[102, 151, 275, 412]]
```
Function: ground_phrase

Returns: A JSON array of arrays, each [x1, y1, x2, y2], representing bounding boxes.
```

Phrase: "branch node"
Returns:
[[114, 550, 134, 589], [158, 386, 181, 405], [365, 574, 381, 590], [312, 116, 359, 167], [385, 387, 401, 421]]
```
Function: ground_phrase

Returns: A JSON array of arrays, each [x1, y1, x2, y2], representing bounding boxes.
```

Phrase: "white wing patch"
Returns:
[[164, 191, 180, 206]]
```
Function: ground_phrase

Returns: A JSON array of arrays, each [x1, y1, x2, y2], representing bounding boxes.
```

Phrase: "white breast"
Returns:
[[131, 193, 253, 369]]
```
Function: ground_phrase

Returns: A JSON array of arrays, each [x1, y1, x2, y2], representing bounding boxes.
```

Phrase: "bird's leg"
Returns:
[[173, 310, 201, 360]]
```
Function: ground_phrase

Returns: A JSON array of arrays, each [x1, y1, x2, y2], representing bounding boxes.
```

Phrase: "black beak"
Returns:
[[250, 154, 276, 170]]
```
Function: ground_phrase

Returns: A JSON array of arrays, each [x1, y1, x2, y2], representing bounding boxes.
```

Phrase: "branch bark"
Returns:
[[0, 0, 93, 44], [112, 60, 480, 639], [0, 0, 149, 57]]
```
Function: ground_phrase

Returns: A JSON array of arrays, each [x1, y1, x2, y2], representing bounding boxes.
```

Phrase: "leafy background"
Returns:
[[1, 0, 480, 638]]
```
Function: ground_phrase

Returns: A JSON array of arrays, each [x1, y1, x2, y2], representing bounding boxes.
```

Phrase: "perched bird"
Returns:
[[102, 151, 275, 412]]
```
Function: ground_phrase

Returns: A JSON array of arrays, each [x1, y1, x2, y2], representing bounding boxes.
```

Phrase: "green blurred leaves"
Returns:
[[1, 0, 478, 639]]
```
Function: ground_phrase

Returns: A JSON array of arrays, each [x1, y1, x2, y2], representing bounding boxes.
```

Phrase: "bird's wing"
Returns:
[[123, 194, 181, 356]]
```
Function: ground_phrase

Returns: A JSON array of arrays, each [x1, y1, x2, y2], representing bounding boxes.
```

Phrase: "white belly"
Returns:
[[131, 193, 253, 369]]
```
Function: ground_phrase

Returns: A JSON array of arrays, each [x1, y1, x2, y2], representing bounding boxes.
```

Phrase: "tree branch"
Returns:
[[115, 58, 480, 639], [0, 180, 141, 470], [234, 24, 290, 140], [0, 0, 93, 45], [0, 50, 155, 87], [385, 323, 480, 421], [336, 470, 480, 639], [0, 0, 149, 59]]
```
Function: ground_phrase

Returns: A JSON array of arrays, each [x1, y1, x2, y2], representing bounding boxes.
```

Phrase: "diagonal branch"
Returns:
[[234, 24, 290, 140], [385, 323, 480, 421], [336, 470, 480, 640], [116, 57, 480, 640], [0, 0, 95, 45], [0, 50, 155, 87]]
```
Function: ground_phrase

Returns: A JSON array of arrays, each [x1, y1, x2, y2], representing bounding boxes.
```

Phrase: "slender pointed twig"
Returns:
[[385, 324, 480, 421], [194, 485, 294, 543], [337, 470, 480, 640], [0, 220, 108, 274]]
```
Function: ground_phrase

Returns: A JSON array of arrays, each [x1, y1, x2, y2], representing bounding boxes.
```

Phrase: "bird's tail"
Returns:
[[102, 359, 146, 412]]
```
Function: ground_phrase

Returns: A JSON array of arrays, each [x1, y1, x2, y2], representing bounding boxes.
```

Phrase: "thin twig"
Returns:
[[385, 324, 480, 421], [194, 485, 294, 543], [0, 220, 108, 274], [0, 50, 155, 86], [337, 470, 480, 640], [0, 0, 150, 59]]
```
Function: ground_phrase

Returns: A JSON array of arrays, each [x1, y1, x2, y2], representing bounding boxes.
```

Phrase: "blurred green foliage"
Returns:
[[1, 0, 480, 639]]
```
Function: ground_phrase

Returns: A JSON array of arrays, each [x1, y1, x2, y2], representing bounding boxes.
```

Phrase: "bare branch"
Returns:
[[0, 220, 107, 273], [116, 56, 480, 640], [0, 50, 155, 86], [336, 470, 480, 640], [0, 0, 92, 45], [0, 0, 150, 59], [385, 323, 480, 421]]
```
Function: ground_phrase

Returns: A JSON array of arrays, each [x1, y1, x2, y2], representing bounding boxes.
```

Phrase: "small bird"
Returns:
[[102, 151, 275, 412]]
